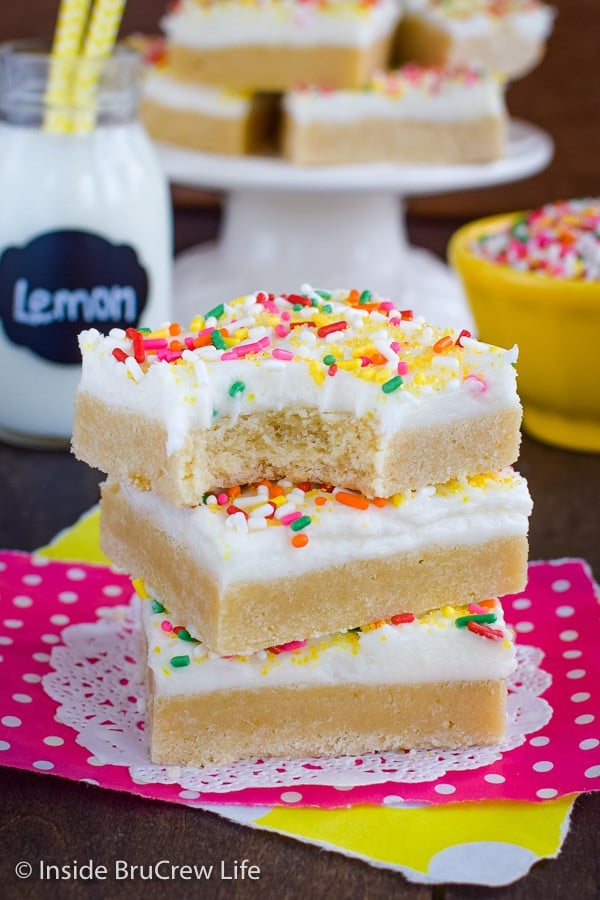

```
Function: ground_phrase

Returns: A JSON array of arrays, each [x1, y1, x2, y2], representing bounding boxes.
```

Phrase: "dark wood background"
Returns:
[[2, 0, 599, 216], [0, 3, 599, 899]]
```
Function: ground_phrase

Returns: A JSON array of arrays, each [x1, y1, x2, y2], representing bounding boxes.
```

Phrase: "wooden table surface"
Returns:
[[1, 206, 599, 899]]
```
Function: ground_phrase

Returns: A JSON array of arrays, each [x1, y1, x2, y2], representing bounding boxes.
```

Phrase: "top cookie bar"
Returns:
[[73, 287, 522, 505]]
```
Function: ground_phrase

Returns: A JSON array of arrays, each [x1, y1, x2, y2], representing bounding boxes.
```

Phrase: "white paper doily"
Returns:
[[43, 600, 552, 793]]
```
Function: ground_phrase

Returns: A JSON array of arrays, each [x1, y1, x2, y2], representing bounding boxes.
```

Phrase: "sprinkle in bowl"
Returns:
[[449, 200, 600, 453]]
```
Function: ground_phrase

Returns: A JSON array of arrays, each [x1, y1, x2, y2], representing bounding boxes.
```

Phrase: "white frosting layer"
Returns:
[[77, 288, 521, 457], [143, 70, 250, 118], [285, 77, 505, 124], [143, 597, 517, 697], [116, 470, 531, 587], [405, 1, 555, 41], [163, 0, 401, 49]]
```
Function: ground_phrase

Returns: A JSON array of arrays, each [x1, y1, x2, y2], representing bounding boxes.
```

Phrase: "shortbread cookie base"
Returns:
[[167, 39, 392, 91], [74, 393, 522, 505], [147, 677, 507, 766], [102, 481, 527, 655], [283, 114, 505, 165], [395, 14, 545, 79], [140, 95, 277, 156]]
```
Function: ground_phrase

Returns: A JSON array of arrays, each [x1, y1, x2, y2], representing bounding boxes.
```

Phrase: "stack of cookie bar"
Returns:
[[73, 287, 531, 766], [135, 0, 554, 165]]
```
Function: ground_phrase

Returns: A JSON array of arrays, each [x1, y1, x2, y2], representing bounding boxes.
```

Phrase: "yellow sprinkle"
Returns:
[[441, 606, 456, 617], [153, 646, 160, 654], [189, 316, 205, 331], [308, 359, 325, 386], [247, 392, 255, 401], [391, 493, 405, 507], [271, 494, 287, 507], [502, 639, 512, 649], [146, 327, 170, 340], [233, 327, 249, 341], [337, 358, 362, 372], [162, 668, 171, 676], [132, 577, 149, 599]]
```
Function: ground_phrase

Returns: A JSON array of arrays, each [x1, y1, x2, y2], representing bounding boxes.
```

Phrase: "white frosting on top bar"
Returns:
[[117, 470, 531, 587], [162, 0, 401, 49], [284, 69, 505, 124], [405, 0, 555, 41], [143, 70, 251, 118], [143, 597, 517, 696], [77, 288, 521, 457]]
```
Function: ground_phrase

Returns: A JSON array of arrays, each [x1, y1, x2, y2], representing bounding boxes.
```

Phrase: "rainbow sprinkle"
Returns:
[[472, 199, 600, 280]]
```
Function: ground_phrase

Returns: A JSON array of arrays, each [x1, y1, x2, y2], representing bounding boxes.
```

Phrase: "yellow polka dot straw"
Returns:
[[72, 0, 127, 133], [44, 0, 127, 134], [44, 0, 92, 133]]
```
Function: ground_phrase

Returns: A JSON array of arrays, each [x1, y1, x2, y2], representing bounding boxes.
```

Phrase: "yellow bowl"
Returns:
[[449, 212, 600, 453]]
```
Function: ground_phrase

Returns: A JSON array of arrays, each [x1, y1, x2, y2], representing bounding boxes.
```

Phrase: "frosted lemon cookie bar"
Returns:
[[161, 0, 400, 91], [283, 65, 506, 166], [73, 288, 523, 504], [141, 68, 277, 157], [395, 0, 555, 80], [103, 471, 531, 655], [142, 594, 517, 766]]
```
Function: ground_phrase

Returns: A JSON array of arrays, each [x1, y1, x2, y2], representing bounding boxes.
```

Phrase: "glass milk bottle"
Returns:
[[0, 41, 172, 446]]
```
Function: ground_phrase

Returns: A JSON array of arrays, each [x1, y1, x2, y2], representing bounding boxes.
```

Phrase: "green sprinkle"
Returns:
[[290, 515, 312, 532], [211, 330, 227, 350], [170, 655, 190, 668], [202, 492, 210, 504], [212, 408, 218, 418], [455, 613, 498, 628], [205, 303, 224, 320], [321, 304, 332, 313], [293, 303, 303, 311], [177, 629, 198, 643], [323, 354, 337, 366], [359, 289, 372, 304], [151, 599, 165, 614], [228, 380, 245, 397], [138, 327, 152, 334], [311, 297, 319, 307], [382, 375, 403, 394], [315, 290, 332, 300]]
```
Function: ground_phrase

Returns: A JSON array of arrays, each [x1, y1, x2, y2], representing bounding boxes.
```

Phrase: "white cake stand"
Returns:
[[161, 118, 553, 330]]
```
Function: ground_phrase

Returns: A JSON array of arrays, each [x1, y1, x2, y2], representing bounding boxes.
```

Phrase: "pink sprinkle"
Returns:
[[264, 301, 279, 314], [161, 621, 172, 632], [464, 374, 488, 393], [276, 640, 308, 652], [184, 337, 195, 350], [280, 511, 302, 526], [235, 337, 271, 357], [157, 349, 182, 362], [469, 603, 488, 614], [360, 356, 371, 367], [272, 348, 293, 361], [390, 317, 402, 326], [217, 492, 229, 505], [281, 310, 291, 321], [397, 360, 409, 376], [274, 324, 288, 338], [196, 326, 215, 337], [379, 301, 395, 311], [390, 341, 401, 352], [143, 338, 168, 350], [220, 351, 239, 361]]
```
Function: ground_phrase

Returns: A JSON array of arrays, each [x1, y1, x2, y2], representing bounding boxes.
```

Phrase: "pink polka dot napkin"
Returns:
[[0, 551, 598, 809]]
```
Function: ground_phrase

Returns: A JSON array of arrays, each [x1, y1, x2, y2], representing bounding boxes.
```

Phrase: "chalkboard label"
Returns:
[[0, 230, 149, 364]]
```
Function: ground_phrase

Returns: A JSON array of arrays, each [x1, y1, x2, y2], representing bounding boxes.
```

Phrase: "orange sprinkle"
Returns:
[[228, 485, 241, 500], [292, 533, 309, 548], [479, 599, 497, 609], [371, 497, 387, 508], [347, 288, 360, 305], [314, 496, 328, 506], [433, 335, 454, 353], [169, 323, 181, 336], [370, 352, 388, 366], [256, 479, 273, 489], [335, 491, 369, 511], [193, 333, 214, 348], [269, 485, 285, 498], [169, 339, 183, 352]]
